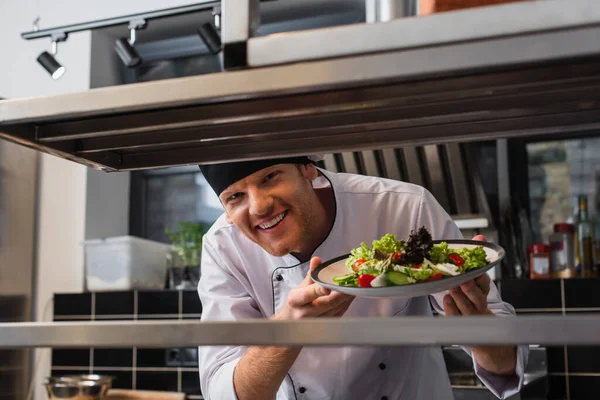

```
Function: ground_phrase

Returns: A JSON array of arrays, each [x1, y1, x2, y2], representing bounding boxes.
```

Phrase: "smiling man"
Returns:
[[197, 156, 528, 400]]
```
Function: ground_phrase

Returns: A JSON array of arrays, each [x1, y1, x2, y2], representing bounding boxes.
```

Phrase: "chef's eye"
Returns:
[[263, 171, 279, 183], [228, 192, 244, 202]]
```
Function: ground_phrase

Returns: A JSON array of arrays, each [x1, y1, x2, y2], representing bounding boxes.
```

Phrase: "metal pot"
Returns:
[[44, 375, 113, 400]]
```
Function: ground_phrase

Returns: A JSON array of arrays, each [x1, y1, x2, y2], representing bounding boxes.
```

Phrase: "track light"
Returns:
[[115, 20, 145, 68], [197, 22, 222, 54], [37, 35, 66, 80]]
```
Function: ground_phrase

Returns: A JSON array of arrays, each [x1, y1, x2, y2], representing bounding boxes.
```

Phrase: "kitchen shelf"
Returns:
[[1, 315, 600, 348], [0, 0, 599, 171]]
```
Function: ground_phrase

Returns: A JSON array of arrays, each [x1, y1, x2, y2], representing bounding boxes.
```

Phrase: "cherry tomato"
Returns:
[[427, 272, 443, 281], [358, 274, 376, 287], [393, 251, 403, 262], [353, 259, 367, 272], [448, 254, 465, 267], [412, 263, 422, 269]]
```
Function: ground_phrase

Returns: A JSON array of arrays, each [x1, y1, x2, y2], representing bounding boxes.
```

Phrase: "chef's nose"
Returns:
[[248, 187, 273, 217]]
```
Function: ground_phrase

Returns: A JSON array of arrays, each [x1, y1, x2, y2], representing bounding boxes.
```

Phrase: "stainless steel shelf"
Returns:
[[1, 0, 599, 171], [2, 316, 600, 348]]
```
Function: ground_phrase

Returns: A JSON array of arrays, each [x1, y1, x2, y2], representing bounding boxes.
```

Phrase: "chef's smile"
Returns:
[[256, 210, 288, 232]]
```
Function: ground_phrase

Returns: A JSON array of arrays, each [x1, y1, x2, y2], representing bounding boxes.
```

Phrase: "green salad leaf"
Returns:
[[345, 242, 372, 270], [372, 234, 405, 254], [429, 242, 450, 264], [456, 246, 488, 271]]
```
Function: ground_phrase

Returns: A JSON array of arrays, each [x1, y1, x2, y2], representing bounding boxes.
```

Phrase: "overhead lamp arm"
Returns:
[[21, 2, 218, 41]]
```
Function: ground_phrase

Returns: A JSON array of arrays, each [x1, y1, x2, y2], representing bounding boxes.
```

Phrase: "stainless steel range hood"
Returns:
[[1, 0, 600, 172]]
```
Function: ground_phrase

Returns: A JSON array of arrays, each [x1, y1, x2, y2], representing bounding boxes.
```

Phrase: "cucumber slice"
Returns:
[[387, 271, 412, 286]]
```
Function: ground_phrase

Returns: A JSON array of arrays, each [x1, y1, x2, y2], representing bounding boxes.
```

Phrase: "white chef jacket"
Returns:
[[197, 168, 528, 400]]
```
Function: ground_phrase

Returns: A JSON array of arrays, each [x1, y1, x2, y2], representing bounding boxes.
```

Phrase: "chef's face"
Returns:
[[219, 163, 319, 257]]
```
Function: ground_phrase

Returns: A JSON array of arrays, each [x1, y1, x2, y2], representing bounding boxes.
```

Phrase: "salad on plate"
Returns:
[[333, 227, 489, 288]]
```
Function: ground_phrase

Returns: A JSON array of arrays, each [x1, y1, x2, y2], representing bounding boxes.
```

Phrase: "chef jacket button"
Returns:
[[381, 397, 388, 400], [276, 274, 283, 281], [299, 387, 306, 394], [378, 363, 386, 370]]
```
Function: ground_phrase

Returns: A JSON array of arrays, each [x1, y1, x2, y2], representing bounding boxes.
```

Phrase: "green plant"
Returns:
[[165, 222, 205, 267]]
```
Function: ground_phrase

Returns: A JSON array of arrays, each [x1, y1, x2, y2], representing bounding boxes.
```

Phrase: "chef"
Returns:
[[197, 155, 528, 400]]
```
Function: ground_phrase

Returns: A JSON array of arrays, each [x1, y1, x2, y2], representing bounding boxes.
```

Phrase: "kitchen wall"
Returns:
[[0, 1, 202, 399]]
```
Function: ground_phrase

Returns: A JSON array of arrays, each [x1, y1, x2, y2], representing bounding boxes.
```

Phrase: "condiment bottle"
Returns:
[[576, 195, 596, 277], [549, 223, 576, 278], [529, 244, 551, 279]]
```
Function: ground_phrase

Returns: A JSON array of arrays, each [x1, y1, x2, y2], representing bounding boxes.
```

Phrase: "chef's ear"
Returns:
[[300, 163, 319, 180]]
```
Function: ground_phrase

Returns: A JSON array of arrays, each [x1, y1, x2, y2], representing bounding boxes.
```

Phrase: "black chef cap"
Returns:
[[199, 156, 313, 196]]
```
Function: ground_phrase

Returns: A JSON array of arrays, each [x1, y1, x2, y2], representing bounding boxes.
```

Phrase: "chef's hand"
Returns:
[[443, 235, 492, 317], [273, 257, 355, 320], [443, 235, 518, 376]]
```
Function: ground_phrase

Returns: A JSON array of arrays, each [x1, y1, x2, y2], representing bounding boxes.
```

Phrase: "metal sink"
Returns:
[[443, 346, 548, 400]]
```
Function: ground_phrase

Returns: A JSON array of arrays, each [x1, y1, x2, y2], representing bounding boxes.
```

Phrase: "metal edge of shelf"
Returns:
[[248, 0, 600, 67], [1, 0, 600, 125], [2, 316, 600, 348]]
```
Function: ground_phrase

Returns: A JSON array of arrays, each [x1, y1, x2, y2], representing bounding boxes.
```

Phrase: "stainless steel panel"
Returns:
[[423, 145, 450, 212], [1, 19, 600, 125], [445, 143, 471, 215], [402, 146, 424, 186], [2, 317, 600, 348], [381, 148, 401, 181], [2, 30, 600, 170], [248, 0, 600, 66], [323, 153, 338, 172], [341, 152, 358, 174], [361, 151, 379, 176]]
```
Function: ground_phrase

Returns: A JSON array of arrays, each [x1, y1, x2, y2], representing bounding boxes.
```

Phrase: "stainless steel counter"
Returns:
[[1, 315, 599, 348]]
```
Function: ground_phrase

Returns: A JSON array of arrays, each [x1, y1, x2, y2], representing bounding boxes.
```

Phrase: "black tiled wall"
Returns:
[[501, 278, 600, 400], [51, 290, 202, 398]]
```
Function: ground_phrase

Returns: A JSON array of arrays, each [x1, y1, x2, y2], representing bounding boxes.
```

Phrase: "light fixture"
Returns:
[[115, 20, 145, 68], [37, 34, 66, 80], [197, 22, 222, 54]]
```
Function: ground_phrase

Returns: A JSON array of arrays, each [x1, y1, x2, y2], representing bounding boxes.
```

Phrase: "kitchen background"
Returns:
[[1, 0, 598, 399]]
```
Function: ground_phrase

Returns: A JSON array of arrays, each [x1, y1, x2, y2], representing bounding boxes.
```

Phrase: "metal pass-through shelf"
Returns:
[[0, 0, 599, 171]]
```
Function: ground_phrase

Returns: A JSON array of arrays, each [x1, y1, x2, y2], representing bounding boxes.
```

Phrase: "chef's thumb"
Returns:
[[305, 256, 322, 282]]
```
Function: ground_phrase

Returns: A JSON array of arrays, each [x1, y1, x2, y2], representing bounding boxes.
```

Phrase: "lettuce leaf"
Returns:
[[372, 234, 405, 255], [346, 242, 372, 271], [429, 242, 450, 264], [456, 246, 488, 270]]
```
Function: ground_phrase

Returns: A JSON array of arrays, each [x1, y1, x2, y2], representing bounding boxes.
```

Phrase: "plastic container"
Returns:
[[529, 244, 551, 279], [84, 236, 171, 291], [549, 223, 577, 278]]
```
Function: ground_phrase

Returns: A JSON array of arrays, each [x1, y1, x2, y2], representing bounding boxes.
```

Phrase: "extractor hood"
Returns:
[[1, 0, 600, 172]]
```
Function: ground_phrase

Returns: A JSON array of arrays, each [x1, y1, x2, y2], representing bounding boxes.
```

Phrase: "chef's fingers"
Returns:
[[472, 234, 486, 242], [312, 291, 354, 310], [443, 294, 461, 316], [288, 283, 331, 308], [299, 256, 323, 288], [450, 286, 477, 315], [459, 279, 488, 313], [319, 297, 355, 317], [474, 273, 491, 297]]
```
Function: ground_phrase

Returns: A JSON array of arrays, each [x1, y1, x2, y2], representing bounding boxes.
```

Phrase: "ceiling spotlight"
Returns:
[[197, 22, 222, 55], [115, 20, 145, 68], [37, 35, 66, 80]]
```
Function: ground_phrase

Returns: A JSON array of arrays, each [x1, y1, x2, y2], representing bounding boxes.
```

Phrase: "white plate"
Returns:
[[312, 240, 505, 298]]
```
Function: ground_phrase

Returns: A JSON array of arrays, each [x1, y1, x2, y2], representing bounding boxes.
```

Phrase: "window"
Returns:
[[526, 138, 600, 243]]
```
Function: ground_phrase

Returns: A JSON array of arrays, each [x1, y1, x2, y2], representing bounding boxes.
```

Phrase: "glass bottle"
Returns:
[[577, 195, 596, 277]]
